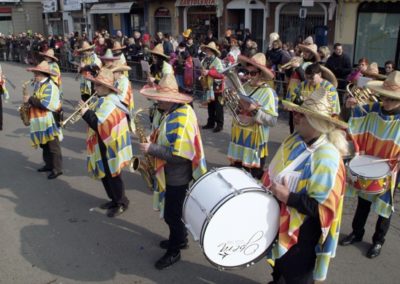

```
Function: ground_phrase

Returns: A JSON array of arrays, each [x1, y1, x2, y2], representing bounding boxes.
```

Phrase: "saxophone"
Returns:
[[129, 108, 154, 191], [18, 80, 32, 126]]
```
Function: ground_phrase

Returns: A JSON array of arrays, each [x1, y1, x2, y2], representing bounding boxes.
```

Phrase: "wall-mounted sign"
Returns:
[[42, 0, 58, 13], [175, 0, 217, 6], [155, 7, 170, 17], [63, 0, 81, 11]]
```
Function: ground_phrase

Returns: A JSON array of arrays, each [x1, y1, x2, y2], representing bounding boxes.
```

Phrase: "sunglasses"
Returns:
[[247, 70, 260, 76]]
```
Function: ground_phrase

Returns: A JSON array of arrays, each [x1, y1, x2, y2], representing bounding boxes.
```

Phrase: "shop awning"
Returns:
[[175, 0, 217, 6], [89, 2, 135, 14]]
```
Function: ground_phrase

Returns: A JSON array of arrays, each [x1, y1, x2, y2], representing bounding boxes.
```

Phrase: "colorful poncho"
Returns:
[[228, 84, 278, 168], [48, 61, 62, 89], [29, 79, 63, 147], [201, 56, 223, 101], [347, 102, 400, 218], [287, 79, 341, 115], [80, 53, 101, 95], [115, 76, 134, 113], [115, 53, 129, 77], [261, 133, 345, 281], [152, 104, 207, 216], [86, 94, 133, 179]]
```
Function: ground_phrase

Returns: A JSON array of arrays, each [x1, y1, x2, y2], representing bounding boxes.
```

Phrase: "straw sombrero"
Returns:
[[282, 87, 348, 129], [100, 49, 120, 61], [140, 74, 193, 104], [39, 48, 58, 62], [362, 62, 387, 80], [111, 62, 132, 73], [320, 65, 338, 88], [149, 44, 170, 59], [238, 53, 275, 80], [182, 29, 192, 38], [200, 42, 221, 57], [367, 71, 400, 100], [27, 60, 58, 76], [298, 44, 321, 62], [112, 41, 126, 52], [77, 41, 95, 53], [84, 69, 120, 94], [303, 36, 314, 45]]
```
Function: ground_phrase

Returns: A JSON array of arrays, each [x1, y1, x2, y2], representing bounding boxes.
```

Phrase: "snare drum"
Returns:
[[183, 167, 280, 270], [347, 155, 391, 194]]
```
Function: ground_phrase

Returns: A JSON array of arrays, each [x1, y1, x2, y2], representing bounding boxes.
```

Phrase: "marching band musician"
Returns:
[[80, 69, 133, 218], [111, 62, 134, 115], [139, 74, 207, 270], [263, 88, 349, 283], [112, 41, 129, 77], [99, 49, 120, 70], [39, 49, 62, 93], [340, 71, 400, 259], [200, 42, 225, 133], [77, 41, 102, 101], [0, 63, 9, 131], [228, 53, 279, 179], [25, 61, 63, 179]]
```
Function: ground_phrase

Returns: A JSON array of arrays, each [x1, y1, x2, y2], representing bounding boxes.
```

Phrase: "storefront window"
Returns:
[[187, 6, 218, 41], [354, 3, 400, 67], [155, 7, 171, 35]]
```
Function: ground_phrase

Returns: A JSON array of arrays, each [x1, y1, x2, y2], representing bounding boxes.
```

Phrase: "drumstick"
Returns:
[[351, 157, 399, 166]]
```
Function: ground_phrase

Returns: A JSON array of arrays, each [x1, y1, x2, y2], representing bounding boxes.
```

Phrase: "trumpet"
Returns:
[[346, 83, 377, 114], [60, 92, 98, 127], [280, 57, 303, 70]]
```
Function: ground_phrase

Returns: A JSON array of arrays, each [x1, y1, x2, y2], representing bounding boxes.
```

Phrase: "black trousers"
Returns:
[[232, 157, 266, 180], [164, 184, 188, 254], [39, 137, 62, 172], [352, 196, 392, 245], [206, 96, 224, 128]]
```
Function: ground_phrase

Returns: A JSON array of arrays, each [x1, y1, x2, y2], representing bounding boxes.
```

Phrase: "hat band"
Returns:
[[383, 80, 400, 91], [156, 85, 179, 94]]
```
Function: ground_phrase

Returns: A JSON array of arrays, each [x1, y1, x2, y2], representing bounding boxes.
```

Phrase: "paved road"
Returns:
[[0, 62, 399, 284]]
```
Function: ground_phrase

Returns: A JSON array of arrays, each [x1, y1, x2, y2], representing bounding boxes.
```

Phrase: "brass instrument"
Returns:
[[199, 67, 210, 91], [346, 83, 377, 114], [129, 108, 154, 191], [60, 92, 98, 127], [280, 57, 303, 70], [18, 79, 32, 126], [220, 63, 258, 127]]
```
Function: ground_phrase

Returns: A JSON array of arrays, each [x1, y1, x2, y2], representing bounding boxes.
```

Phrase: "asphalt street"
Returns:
[[0, 62, 399, 284]]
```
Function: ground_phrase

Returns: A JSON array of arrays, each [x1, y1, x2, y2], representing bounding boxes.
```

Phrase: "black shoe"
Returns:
[[155, 251, 181, 270], [48, 171, 63, 179], [213, 126, 223, 133], [37, 166, 52, 172], [339, 233, 362, 246], [99, 201, 115, 210], [159, 239, 189, 250], [367, 243, 382, 259], [106, 204, 127, 217], [202, 124, 215, 129]]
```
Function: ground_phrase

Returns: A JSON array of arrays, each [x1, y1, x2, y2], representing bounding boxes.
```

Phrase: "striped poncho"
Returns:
[[262, 133, 346, 281], [152, 104, 207, 215], [115, 75, 134, 113], [80, 53, 101, 95], [86, 94, 132, 179], [347, 102, 400, 218], [227, 84, 278, 168], [29, 79, 63, 147]]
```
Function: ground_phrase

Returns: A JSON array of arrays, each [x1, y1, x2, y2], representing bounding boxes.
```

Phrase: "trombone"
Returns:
[[61, 92, 98, 127], [346, 83, 377, 114]]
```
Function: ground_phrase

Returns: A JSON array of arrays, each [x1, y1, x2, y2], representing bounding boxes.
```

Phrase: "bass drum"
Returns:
[[183, 167, 280, 269]]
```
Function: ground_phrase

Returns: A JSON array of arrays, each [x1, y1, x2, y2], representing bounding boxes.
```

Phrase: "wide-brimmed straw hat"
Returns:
[[39, 48, 58, 62], [320, 65, 338, 88], [303, 36, 314, 45], [362, 62, 387, 80], [140, 74, 193, 104], [282, 87, 348, 129], [298, 44, 321, 62], [26, 60, 58, 76], [182, 29, 192, 38], [112, 41, 126, 52], [200, 42, 221, 57], [100, 49, 120, 61], [149, 43, 170, 59], [367, 71, 400, 100], [84, 69, 120, 94], [111, 62, 132, 73], [238, 53, 275, 80], [77, 41, 95, 53]]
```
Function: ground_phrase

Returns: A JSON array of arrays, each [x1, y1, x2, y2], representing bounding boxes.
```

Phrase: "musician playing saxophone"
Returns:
[[228, 53, 278, 179], [25, 61, 63, 179]]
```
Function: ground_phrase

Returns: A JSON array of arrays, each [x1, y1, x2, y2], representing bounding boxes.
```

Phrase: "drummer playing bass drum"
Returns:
[[340, 71, 400, 259]]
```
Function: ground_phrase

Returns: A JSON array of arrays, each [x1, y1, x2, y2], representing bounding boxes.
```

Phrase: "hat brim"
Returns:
[[200, 45, 221, 57], [77, 44, 95, 52], [282, 100, 348, 129], [111, 65, 132, 73], [149, 50, 170, 59], [100, 55, 120, 61], [84, 75, 120, 94], [140, 85, 193, 104], [39, 52, 59, 62], [366, 80, 400, 100], [298, 44, 321, 63], [320, 65, 338, 88], [112, 46, 127, 52], [361, 71, 387, 81], [238, 55, 275, 80], [26, 67, 58, 76]]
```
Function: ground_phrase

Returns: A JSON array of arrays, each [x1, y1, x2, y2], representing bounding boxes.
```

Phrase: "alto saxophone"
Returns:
[[129, 108, 154, 191], [18, 79, 32, 126]]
